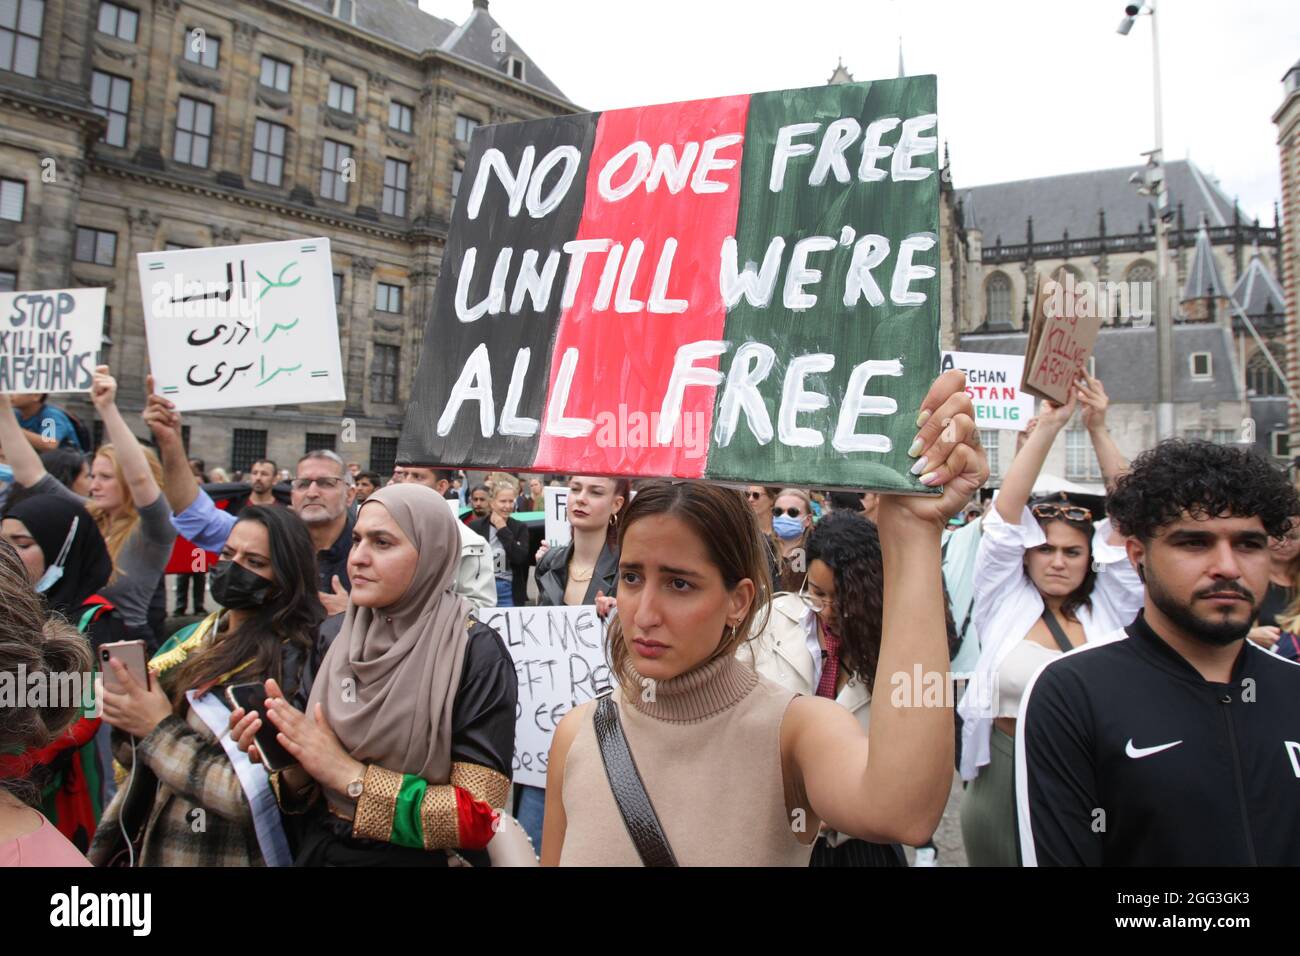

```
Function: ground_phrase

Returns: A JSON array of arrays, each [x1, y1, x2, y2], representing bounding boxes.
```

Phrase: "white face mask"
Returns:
[[34, 516, 78, 594]]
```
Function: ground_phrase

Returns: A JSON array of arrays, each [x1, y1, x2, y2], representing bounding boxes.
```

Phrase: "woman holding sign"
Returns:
[[0, 368, 175, 651], [956, 375, 1141, 866], [229, 484, 518, 866], [541, 371, 987, 866]]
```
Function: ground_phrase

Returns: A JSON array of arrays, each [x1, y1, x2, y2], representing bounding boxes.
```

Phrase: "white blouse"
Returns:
[[956, 504, 1143, 781]]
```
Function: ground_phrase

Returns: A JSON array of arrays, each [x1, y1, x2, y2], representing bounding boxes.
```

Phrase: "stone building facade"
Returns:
[[945, 160, 1288, 487], [1275, 58, 1300, 460], [0, 0, 576, 475]]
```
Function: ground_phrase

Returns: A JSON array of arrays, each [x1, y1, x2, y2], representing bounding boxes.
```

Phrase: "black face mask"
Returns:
[[209, 560, 274, 610]]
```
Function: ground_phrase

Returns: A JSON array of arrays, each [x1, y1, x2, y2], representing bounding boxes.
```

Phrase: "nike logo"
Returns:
[[1125, 738, 1184, 759]]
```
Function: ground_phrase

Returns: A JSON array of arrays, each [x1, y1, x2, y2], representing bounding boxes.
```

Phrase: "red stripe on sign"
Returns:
[[533, 94, 749, 477]]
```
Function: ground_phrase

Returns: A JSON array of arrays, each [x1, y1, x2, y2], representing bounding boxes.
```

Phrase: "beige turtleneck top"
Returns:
[[558, 653, 815, 866]]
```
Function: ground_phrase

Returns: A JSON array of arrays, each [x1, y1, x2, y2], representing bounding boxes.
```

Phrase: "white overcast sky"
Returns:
[[419, 0, 1297, 225]]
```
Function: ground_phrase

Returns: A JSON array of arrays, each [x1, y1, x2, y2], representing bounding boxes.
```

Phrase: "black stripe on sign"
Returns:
[[397, 110, 599, 469]]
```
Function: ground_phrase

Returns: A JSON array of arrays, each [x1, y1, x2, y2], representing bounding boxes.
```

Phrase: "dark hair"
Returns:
[[806, 512, 883, 691], [251, 458, 278, 474], [42, 447, 89, 489], [356, 471, 381, 486], [433, 468, 457, 484], [469, 483, 491, 497], [606, 477, 632, 547], [188, 457, 206, 471], [167, 506, 324, 710], [607, 481, 771, 687], [1107, 440, 1300, 541], [0, 538, 92, 804], [828, 491, 865, 513]]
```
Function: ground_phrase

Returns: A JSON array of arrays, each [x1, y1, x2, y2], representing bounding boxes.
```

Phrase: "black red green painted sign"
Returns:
[[399, 76, 940, 491]]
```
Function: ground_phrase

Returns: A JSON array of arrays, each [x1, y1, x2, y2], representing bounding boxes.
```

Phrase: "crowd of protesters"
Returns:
[[2, 365, 1299, 868]]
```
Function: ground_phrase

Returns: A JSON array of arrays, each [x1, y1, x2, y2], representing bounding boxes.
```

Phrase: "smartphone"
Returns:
[[100, 640, 150, 694], [225, 682, 297, 773]]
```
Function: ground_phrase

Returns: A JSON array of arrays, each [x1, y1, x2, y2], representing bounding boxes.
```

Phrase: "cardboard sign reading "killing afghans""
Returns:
[[1021, 268, 1102, 405], [399, 77, 942, 492]]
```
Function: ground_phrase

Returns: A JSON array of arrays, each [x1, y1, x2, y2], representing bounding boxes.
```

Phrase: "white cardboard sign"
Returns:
[[139, 238, 345, 411], [0, 288, 105, 393], [941, 350, 1034, 432]]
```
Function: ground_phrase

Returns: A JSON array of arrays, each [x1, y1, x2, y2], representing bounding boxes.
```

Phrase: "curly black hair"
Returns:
[[806, 512, 884, 692], [1107, 440, 1300, 541]]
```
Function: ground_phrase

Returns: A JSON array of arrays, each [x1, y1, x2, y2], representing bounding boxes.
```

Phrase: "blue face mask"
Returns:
[[34, 516, 78, 594], [773, 515, 805, 540]]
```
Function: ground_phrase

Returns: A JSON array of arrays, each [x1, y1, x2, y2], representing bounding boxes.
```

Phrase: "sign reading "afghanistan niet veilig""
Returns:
[[400, 77, 941, 491]]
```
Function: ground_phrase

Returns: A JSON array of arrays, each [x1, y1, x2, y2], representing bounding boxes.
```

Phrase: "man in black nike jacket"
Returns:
[[1017, 440, 1300, 865]]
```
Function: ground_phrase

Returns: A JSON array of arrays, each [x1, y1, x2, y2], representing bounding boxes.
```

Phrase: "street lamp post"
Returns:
[[1120, 2, 1174, 441]]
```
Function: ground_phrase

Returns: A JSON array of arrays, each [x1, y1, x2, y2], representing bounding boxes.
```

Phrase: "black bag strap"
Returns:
[[593, 695, 678, 867], [1040, 607, 1075, 653]]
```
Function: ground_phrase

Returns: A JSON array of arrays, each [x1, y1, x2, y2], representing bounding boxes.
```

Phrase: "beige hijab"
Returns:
[[308, 483, 471, 812]]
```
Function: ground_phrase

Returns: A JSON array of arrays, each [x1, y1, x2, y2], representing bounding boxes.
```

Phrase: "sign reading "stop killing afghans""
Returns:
[[399, 77, 941, 492]]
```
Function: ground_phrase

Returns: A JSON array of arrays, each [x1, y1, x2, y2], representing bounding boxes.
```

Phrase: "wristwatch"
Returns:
[[346, 769, 365, 800]]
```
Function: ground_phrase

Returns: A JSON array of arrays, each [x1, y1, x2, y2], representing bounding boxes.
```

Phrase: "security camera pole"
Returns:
[[1120, 1, 1173, 441]]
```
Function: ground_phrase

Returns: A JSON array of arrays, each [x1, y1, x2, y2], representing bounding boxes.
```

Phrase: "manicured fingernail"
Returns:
[[909, 456, 929, 476], [915, 409, 931, 428], [907, 437, 925, 457], [919, 471, 943, 486]]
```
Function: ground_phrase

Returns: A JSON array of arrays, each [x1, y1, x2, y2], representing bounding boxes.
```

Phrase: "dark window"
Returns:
[[451, 164, 462, 198], [183, 27, 219, 68], [1247, 348, 1284, 397], [74, 227, 116, 266], [258, 55, 291, 92], [455, 114, 478, 143], [319, 139, 352, 202], [1, 0, 44, 77], [327, 79, 355, 114], [332, 272, 343, 304], [96, 2, 137, 42], [985, 271, 1012, 327], [369, 436, 397, 477], [173, 96, 213, 167], [370, 344, 399, 404], [382, 158, 408, 217], [388, 101, 412, 133], [0, 178, 24, 221], [334, 0, 354, 22], [375, 283, 402, 313], [251, 119, 286, 186], [506, 57, 525, 82], [0, 269, 15, 292], [305, 432, 336, 453], [181, 424, 191, 456], [90, 70, 131, 147], [230, 428, 267, 473]]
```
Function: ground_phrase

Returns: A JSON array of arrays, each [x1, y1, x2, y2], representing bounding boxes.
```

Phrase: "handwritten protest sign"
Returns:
[[544, 484, 570, 546], [0, 288, 105, 393], [477, 604, 611, 787], [399, 77, 941, 492], [1021, 268, 1101, 404], [941, 351, 1033, 431], [138, 238, 345, 412]]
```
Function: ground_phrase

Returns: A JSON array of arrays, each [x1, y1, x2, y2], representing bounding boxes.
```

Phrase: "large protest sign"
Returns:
[[1022, 268, 1102, 404], [941, 351, 1033, 431], [0, 288, 105, 393], [543, 484, 570, 546], [138, 238, 345, 412], [399, 77, 941, 492], [477, 604, 611, 788]]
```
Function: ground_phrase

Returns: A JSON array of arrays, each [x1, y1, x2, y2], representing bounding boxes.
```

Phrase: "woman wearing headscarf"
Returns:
[[231, 483, 518, 866], [0, 495, 113, 850]]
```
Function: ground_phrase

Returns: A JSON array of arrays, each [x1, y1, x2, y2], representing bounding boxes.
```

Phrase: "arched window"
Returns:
[[1247, 348, 1284, 397], [1125, 259, 1155, 285], [985, 271, 1012, 328]]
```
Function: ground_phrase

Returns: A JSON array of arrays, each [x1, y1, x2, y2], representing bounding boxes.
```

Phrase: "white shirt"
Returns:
[[956, 505, 1144, 781], [804, 608, 825, 691]]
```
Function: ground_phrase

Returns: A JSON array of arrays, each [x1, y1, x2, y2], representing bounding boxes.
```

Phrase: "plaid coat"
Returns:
[[87, 706, 266, 867]]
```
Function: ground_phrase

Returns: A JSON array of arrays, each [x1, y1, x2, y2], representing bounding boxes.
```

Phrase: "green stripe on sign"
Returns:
[[705, 77, 940, 492]]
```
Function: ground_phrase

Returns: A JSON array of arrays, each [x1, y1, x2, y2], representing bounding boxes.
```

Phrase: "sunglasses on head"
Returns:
[[1031, 503, 1092, 522], [773, 507, 804, 518]]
